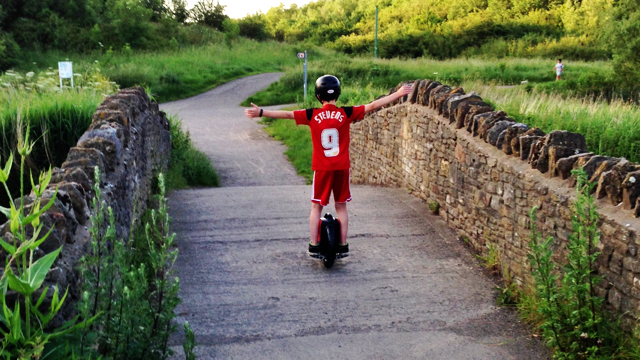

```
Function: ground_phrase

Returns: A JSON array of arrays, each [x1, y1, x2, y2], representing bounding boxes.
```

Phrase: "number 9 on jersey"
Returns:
[[321, 128, 340, 157]]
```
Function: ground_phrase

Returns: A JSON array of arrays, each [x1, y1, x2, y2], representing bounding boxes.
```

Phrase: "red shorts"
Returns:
[[311, 169, 352, 206]]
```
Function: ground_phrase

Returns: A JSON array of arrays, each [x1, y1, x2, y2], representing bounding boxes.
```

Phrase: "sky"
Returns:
[[186, 0, 315, 19]]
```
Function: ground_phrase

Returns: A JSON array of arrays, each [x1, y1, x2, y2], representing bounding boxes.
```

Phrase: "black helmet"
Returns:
[[315, 75, 341, 103]]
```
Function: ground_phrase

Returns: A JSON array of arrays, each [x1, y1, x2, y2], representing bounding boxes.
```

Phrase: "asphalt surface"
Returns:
[[160, 74, 549, 359], [161, 73, 304, 187]]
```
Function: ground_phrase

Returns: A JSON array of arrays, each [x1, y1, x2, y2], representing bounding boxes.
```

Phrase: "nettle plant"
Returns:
[[527, 168, 625, 359], [77, 170, 180, 360], [0, 130, 88, 358]]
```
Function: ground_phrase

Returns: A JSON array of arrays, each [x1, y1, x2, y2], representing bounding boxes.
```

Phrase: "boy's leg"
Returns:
[[335, 202, 348, 245], [309, 202, 323, 245], [332, 169, 351, 246], [310, 170, 332, 245]]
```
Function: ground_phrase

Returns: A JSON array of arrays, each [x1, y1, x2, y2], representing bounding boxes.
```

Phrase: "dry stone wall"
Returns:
[[0, 87, 171, 326], [351, 80, 640, 325]]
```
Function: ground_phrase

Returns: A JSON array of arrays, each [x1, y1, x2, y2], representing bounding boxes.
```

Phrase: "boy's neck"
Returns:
[[322, 100, 337, 106]]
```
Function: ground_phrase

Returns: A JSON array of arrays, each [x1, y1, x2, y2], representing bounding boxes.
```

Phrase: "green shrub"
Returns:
[[525, 169, 624, 358], [428, 201, 440, 215], [76, 171, 181, 359], [183, 322, 197, 360], [167, 115, 219, 190], [238, 14, 269, 41], [0, 131, 89, 358], [0, 32, 20, 71], [477, 242, 501, 274]]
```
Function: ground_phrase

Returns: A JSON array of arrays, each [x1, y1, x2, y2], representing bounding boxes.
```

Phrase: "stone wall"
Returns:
[[350, 80, 640, 325], [0, 87, 171, 325]]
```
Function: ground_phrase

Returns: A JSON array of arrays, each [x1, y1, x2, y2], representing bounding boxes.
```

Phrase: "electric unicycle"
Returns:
[[315, 213, 343, 268]]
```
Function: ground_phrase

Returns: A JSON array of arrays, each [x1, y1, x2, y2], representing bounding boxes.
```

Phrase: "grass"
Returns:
[[428, 201, 440, 215], [166, 115, 219, 190], [0, 66, 219, 217], [261, 114, 313, 184], [16, 38, 307, 103], [0, 68, 116, 212], [247, 54, 640, 178], [477, 242, 502, 275], [1, 37, 308, 194], [463, 81, 640, 162], [243, 56, 619, 107]]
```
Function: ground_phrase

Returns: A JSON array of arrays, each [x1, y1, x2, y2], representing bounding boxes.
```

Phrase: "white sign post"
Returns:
[[58, 61, 74, 89], [297, 52, 307, 101]]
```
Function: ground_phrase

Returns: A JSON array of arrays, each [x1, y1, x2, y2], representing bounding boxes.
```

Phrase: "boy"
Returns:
[[555, 59, 564, 81], [245, 75, 412, 257]]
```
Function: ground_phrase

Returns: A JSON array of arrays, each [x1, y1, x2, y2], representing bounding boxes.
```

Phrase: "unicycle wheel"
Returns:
[[323, 257, 335, 268], [322, 215, 338, 268]]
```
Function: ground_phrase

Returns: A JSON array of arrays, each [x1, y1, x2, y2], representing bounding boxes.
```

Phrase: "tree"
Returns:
[[603, 0, 640, 89], [94, 0, 155, 48], [0, 31, 20, 71], [142, 0, 169, 22], [238, 13, 269, 41], [171, 0, 190, 23], [191, 0, 228, 31]]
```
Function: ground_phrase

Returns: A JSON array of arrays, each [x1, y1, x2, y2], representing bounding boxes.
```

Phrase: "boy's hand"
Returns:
[[364, 84, 414, 114], [396, 85, 413, 97], [244, 103, 261, 118]]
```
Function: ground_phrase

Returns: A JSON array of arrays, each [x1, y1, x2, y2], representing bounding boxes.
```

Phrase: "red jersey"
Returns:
[[293, 104, 366, 171]]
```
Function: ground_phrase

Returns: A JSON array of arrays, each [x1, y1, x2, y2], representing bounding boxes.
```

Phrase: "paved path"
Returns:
[[161, 74, 549, 359], [161, 73, 304, 187]]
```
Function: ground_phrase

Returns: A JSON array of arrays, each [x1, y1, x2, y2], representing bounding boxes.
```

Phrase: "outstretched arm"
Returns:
[[244, 103, 295, 119], [364, 85, 413, 114]]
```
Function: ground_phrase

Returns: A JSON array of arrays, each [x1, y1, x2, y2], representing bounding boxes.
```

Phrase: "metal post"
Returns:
[[375, 6, 378, 59], [303, 50, 308, 102]]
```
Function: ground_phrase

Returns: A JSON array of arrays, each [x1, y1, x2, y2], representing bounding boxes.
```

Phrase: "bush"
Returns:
[[428, 201, 440, 215], [525, 170, 624, 358], [0, 32, 20, 71], [75, 170, 181, 359], [191, 0, 228, 31], [603, 0, 640, 91], [166, 115, 219, 189], [0, 132, 88, 359], [238, 14, 269, 41]]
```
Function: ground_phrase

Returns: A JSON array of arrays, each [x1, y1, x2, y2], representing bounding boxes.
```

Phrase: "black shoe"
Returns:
[[308, 243, 321, 258], [337, 243, 349, 258]]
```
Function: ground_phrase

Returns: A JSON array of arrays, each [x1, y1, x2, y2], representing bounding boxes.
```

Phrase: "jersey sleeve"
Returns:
[[347, 105, 366, 123], [293, 109, 314, 125]]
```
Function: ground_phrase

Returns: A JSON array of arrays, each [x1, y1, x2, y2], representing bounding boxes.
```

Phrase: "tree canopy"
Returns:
[[1, 0, 639, 86]]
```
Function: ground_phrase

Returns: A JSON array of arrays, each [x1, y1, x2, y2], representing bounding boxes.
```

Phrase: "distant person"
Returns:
[[245, 76, 412, 258], [555, 59, 564, 81]]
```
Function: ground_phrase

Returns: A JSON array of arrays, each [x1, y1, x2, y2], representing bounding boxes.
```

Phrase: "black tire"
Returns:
[[323, 222, 337, 268]]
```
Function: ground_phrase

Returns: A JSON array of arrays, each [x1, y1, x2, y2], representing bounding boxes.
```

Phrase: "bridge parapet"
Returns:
[[0, 87, 171, 326], [351, 80, 640, 327]]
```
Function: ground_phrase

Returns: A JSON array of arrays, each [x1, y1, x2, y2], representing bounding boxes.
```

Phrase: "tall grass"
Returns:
[[16, 39, 310, 103], [0, 69, 115, 210], [246, 54, 640, 164], [0, 67, 117, 166], [166, 115, 220, 190], [243, 55, 618, 106], [255, 80, 640, 187], [464, 81, 640, 162]]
